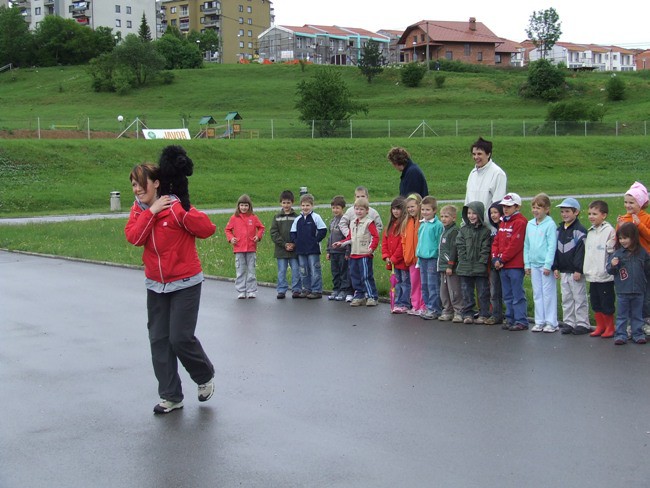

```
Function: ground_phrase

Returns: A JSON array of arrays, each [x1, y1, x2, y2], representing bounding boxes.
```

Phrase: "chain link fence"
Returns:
[[0, 117, 648, 139]]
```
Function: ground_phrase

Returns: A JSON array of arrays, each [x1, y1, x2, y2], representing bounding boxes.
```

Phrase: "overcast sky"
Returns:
[[273, 1, 649, 49]]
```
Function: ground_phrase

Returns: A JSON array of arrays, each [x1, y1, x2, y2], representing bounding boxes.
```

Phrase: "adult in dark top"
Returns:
[[387, 147, 429, 197]]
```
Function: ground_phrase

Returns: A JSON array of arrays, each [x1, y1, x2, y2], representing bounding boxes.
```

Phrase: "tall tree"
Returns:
[[138, 13, 152, 42], [295, 68, 368, 137], [0, 6, 33, 67], [357, 40, 384, 83], [526, 7, 562, 60]]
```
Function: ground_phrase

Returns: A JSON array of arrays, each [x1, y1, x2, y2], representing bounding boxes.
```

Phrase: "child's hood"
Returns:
[[462, 201, 486, 227], [488, 201, 504, 226]]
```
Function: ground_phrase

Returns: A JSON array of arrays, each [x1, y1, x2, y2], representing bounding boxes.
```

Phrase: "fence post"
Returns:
[[585, 121, 587, 137], [388, 120, 391, 138], [350, 119, 353, 139], [616, 121, 619, 136], [490, 120, 493, 138], [554, 120, 557, 137], [87, 117, 90, 140], [37, 117, 41, 140], [311, 120, 315, 139], [271, 119, 274, 140], [523, 121, 526, 137], [455, 120, 458, 137]]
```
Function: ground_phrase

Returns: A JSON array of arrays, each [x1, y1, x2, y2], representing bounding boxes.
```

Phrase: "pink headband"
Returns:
[[626, 181, 649, 208]]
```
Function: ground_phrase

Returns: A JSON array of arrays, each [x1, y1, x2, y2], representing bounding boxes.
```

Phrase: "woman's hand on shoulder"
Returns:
[[149, 195, 172, 215]]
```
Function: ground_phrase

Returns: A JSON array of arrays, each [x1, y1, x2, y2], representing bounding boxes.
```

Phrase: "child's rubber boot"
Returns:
[[601, 314, 616, 338], [590, 312, 606, 337]]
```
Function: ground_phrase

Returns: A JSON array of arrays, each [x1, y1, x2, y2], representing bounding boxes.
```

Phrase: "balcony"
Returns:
[[44, 0, 54, 5], [179, 22, 190, 31], [202, 7, 220, 15], [71, 1, 89, 17], [203, 16, 220, 28]]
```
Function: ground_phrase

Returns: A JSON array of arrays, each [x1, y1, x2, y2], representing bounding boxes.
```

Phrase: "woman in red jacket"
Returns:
[[125, 162, 216, 415], [225, 194, 265, 299]]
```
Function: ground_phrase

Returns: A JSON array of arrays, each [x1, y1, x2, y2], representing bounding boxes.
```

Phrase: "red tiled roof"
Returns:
[[495, 38, 522, 53], [399, 19, 502, 45]]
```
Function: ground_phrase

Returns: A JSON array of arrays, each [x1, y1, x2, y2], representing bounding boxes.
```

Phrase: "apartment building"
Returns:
[[527, 41, 637, 71], [5, 0, 158, 39], [257, 24, 389, 65], [160, 0, 273, 63]]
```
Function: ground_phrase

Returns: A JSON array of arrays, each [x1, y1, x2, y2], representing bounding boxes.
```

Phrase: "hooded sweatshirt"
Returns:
[[456, 201, 491, 277], [491, 209, 527, 269], [524, 214, 556, 270]]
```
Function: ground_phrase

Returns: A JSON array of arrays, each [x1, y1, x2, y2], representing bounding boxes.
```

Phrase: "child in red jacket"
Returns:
[[225, 194, 265, 299], [491, 192, 529, 331], [382, 197, 409, 313]]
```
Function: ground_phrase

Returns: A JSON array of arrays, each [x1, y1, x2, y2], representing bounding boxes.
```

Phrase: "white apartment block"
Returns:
[[528, 41, 636, 71], [5, 0, 158, 39]]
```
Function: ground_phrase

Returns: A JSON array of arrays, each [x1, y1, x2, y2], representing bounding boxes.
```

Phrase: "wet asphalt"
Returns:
[[1, 249, 649, 488]]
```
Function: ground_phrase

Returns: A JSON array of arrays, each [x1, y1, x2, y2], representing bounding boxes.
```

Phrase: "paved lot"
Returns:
[[1, 250, 649, 487]]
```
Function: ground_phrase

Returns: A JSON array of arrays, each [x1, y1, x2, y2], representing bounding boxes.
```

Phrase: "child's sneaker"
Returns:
[[345, 294, 354, 303], [463, 317, 473, 324], [153, 399, 184, 414], [474, 316, 487, 325], [247, 293, 256, 299], [438, 313, 453, 321], [237, 292, 246, 299], [452, 314, 463, 323], [542, 324, 558, 333], [350, 297, 366, 307], [531, 324, 544, 332], [484, 316, 501, 325], [421, 310, 437, 320], [407, 308, 422, 316], [392, 306, 408, 314], [366, 298, 378, 307], [327, 293, 337, 300], [335, 291, 346, 301]]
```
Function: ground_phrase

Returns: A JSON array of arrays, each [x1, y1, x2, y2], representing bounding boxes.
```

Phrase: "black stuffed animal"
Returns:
[[158, 145, 194, 211]]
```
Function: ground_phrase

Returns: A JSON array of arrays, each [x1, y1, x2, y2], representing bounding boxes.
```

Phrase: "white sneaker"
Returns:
[[153, 399, 184, 414], [198, 378, 215, 402], [531, 324, 544, 332], [366, 298, 378, 307], [237, 292, 246, 299], [542, 324, 558, 333], [345, 294, 354, 303], [247, 293, 256, 299], [407, 309, 422, 316]]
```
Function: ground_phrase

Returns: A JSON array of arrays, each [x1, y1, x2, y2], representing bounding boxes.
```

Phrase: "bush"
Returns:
[[400, 63, 427, 87], [429, 59, 493, 73], [546, 100, 606, 122], [605, 74, 625, 101], [159, 70, 175, 85], [434, 74, 446, 88], [522, 59, 565, 101]]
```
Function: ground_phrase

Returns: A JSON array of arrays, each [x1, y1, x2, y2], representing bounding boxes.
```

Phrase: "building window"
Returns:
[[238, 28, 244, 35], [239, 41, 244, 48], [413, 35, 417, 44], [495, 54, 502, 64], [464, 43, 471, 56], [170, 6, 176, 13], [171, 19, 177, 26], [477, 51, 482, 61], [247, 18, 252, 25], [248, 30, 252, 37], [247, 6, 252, 13], [126, 6, 131, 14], [239, 4, 243, 12], [127, 20, 132, 28], [181, 6, 188, 15], [116, 19, 121, 27], [35, 6, 41, 14], [238, 17, 244, 23], [445, 51, 453, 60], [115, 5, 121, 13], [248, 42, 253, 49]]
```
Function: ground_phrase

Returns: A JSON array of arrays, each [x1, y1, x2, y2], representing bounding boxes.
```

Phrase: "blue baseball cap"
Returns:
[[556, 197, 580, 210]]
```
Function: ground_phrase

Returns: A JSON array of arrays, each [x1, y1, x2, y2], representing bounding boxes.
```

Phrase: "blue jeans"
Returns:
[[616, 293, 645, 342], [395, 268, 411, 308], [329, 252, 352, 294], [276, 257, 301, 294], [500, 267, 528, 326], [298, 254, 322, 293], [419, 258, 442, 314], [349, 256, 378, 300], [489, 267, 504, 321]]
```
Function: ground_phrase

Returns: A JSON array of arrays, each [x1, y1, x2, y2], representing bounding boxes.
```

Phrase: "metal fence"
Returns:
[[0, 117, 648, 139]]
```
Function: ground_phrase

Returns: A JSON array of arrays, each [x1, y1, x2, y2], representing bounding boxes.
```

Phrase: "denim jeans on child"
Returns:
[[276, 257, 301, 294], [460, 275, 490, 318], [615, 293, 645, 342], [395, 268, 411, 308], [298, 253, 322, 293], [500, 267, 528, 326], [419, 257, 442, 314]]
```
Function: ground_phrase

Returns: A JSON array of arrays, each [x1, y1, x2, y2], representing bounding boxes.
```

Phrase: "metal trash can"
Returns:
[[110, 191, 121, 211], [299, 186, 308, 196]]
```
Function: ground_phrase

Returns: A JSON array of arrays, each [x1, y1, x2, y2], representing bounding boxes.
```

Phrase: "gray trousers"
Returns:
[[147, 284, 214, 402], [560, 273, 590, 328], [440, 272, 463, 315], [235, 252, 257, 293]]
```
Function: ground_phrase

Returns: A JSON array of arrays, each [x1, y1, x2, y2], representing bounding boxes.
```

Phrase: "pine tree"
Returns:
[[138, 13, 152, 42]]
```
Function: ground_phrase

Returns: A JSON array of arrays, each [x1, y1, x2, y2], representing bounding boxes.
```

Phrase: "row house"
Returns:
[[160, 0, 273, 63], [257, 24, 389, 65], [3, 0, 157, 39], [397, 17, 512, 66], [635, 49, 650, 70], [527, 41, 637, 71]]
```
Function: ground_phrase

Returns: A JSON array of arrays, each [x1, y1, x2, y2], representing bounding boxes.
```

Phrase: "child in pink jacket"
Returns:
[[225, 194, 265, 299]]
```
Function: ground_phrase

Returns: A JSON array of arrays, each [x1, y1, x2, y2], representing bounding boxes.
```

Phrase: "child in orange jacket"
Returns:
[[401, 193, 426, 315], [225, 194, 265, 299]]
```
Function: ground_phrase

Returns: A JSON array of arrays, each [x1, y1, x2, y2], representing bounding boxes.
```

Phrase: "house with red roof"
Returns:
[[527, 41, 637, 71], [397, 17, 505, 65], [635, 49, 650, 70]]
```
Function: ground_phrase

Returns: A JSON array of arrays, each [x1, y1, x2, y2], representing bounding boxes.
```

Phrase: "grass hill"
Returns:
[[1, 63, 650, 130]]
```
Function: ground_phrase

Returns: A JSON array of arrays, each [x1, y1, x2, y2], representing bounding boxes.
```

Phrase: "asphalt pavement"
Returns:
[[1, 250, 649, 488]]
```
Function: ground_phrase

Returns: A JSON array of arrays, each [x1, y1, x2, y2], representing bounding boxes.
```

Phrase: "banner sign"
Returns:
[[142, 129, 191, 140]]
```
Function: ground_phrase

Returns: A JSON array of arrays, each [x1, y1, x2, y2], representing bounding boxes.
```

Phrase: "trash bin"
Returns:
[[110, 191, 121, 211], [299, 186, 308, 196]]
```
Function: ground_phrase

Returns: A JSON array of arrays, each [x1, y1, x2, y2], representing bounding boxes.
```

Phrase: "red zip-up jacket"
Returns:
[[491, 211, 527, 269], [382, 222, 407, 270], [125, 199, 216, 283], [224, 212, 265, 253]]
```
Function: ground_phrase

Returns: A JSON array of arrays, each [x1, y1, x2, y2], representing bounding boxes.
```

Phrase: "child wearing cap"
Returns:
[[552, 197, 590, 335], [617, 181, 650, 335], [491, 192, 529, 331]]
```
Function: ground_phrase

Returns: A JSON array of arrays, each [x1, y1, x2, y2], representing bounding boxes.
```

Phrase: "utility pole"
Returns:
[[425, 21, 430, 70]]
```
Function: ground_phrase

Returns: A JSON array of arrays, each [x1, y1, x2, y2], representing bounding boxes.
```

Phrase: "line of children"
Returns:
[[238, 184, 650, 346]]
